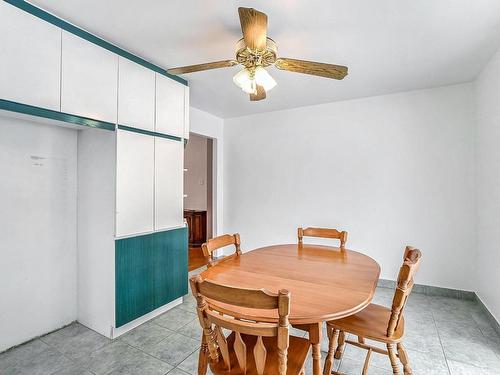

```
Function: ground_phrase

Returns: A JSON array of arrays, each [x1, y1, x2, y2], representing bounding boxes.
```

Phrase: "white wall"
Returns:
[[475, 48, 500, 321], [224, 84, 476, 290], [189, 107, 224, 236], [184, 134, 208, 211], [77, 128, 116, 337], [0, 116, 77, 352]]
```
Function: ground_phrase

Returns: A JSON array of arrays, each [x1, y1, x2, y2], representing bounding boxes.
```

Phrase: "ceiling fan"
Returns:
[[167, 7, 348, 101]]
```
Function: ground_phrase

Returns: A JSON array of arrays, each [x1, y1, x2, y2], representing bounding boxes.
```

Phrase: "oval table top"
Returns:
[[200, 244, 381, 325]]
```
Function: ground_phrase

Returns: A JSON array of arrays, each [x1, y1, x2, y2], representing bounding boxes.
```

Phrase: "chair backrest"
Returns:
[[190, 275, 291, 375], [386, 246, 422, 336], [298, 227, 348, 249], [201, 233, 242, 267]]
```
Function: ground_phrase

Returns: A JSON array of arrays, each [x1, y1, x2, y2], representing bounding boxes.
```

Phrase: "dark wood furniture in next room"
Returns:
[[184, 209, 207, 246]]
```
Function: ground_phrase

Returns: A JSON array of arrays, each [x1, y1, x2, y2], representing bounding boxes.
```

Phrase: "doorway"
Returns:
[[184, 133, 214, 271]]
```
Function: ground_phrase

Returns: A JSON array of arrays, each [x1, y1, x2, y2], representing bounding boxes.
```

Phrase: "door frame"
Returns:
[[187, 131, 222, 240]]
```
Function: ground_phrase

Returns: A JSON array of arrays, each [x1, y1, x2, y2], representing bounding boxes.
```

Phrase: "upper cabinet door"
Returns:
[[0, 3, 61, 110], [61, 32, 118, 124], [184, 86, 190, 139], [116, 130, 155, 237], [155, 74, 185, 138], [118, 58, 155, 131], [155, 137, 184, 231]]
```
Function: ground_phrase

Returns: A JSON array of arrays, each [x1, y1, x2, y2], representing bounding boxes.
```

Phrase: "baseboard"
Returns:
[[475, 295, 500, 337], [1, 298, 184, 354], [110, 297, 183, 339], [0, 320, 76, 354], [377, 279, 476, 300]]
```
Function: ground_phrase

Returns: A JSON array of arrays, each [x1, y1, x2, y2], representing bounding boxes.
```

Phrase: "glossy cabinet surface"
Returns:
[[0, 2, 61, 110], [116, 130, 154, 237], [156, 74, 185, 137], [118, 58, 155, 131], [61, 31, 118, 123], [154, 137, 184, 231]]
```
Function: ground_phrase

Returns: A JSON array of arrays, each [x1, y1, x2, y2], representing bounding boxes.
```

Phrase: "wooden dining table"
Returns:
[[200, 243, 381, 375]]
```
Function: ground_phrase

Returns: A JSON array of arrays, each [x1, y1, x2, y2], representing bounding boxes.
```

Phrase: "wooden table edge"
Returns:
[[202, 253, 381, 323], [198, 244, 381, 375]]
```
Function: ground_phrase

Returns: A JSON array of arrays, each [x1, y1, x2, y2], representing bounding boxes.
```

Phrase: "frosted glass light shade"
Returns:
[[254, 66, 277, 91], [233, 68, 256, 94]]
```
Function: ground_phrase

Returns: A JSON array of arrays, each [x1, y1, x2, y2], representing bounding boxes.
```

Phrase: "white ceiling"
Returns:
[[30, 0, 500, 118]]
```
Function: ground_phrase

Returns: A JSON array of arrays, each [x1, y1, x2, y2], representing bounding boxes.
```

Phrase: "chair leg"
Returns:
[[334, 330, 346, 359], [387, 343, 401, 375], [198, 334, 209, 375], [323, 326, 340, 375], [397, 343, 413, 375], [362, 348, 373, 375]]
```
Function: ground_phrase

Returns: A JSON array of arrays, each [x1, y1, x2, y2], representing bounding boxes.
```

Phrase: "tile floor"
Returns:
[[1, 284, 499, 375]]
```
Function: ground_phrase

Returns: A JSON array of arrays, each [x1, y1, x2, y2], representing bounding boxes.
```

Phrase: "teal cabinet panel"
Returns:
[[115, 227, 188, 327], [151, 228, 189, 308]]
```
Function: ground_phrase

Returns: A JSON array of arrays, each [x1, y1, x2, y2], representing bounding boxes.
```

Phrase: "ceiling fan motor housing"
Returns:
[[235, 37, 277, 68]]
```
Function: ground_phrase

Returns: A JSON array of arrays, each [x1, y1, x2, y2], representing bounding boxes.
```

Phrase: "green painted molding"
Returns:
[[379, 279, 500, 335], [475, 295, 500, 337], [377, 278, 476, 300], [0, 99, 116, 131], [4, 0, 187, 86], [117, 125, 182, 142], [0, 99, 188, 138]]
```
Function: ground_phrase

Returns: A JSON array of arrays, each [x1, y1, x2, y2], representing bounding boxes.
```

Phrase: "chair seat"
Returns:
[[210, 332, 310, 375], [327, 303, 405, 343]]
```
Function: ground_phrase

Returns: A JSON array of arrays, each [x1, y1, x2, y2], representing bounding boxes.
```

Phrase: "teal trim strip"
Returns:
[[117, 125, 182, 142], [0, 99, 187, 137], [0, 99, 116, 131], [4, 0, 187, 86]]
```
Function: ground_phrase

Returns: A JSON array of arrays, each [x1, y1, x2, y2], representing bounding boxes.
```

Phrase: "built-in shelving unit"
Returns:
[[0, 0, 190, 338]]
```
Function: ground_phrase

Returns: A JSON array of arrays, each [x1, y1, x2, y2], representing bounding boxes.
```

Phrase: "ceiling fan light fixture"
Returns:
[[254, 66, 277, 91], [167, 8, 348, 102], [233, 68, 257, 94]]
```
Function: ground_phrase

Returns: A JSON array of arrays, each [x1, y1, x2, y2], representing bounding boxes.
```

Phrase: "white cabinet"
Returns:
[[0, 2, 61, 110], [184, 86, 190, 139], [116, 130, 154, 237], [156, 74, 185, 137], [61, 32, 118, 124], [155, 137, 184, 230], [118, 58, 155, 131]]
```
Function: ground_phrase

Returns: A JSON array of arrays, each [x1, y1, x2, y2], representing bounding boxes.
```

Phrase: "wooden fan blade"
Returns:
[[250, 85, 266, 101], [238, 7, 268, 52], [275, 58, 348, 80], [167, 60, 237, 75]]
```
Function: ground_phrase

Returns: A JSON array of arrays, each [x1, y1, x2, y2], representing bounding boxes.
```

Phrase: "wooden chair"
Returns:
[[293, 227, 348, 340], [323, 246, 422, 375], [189, 275, 310, 375], [201, 233, 242, 267], [297, 227, 348, 249]]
